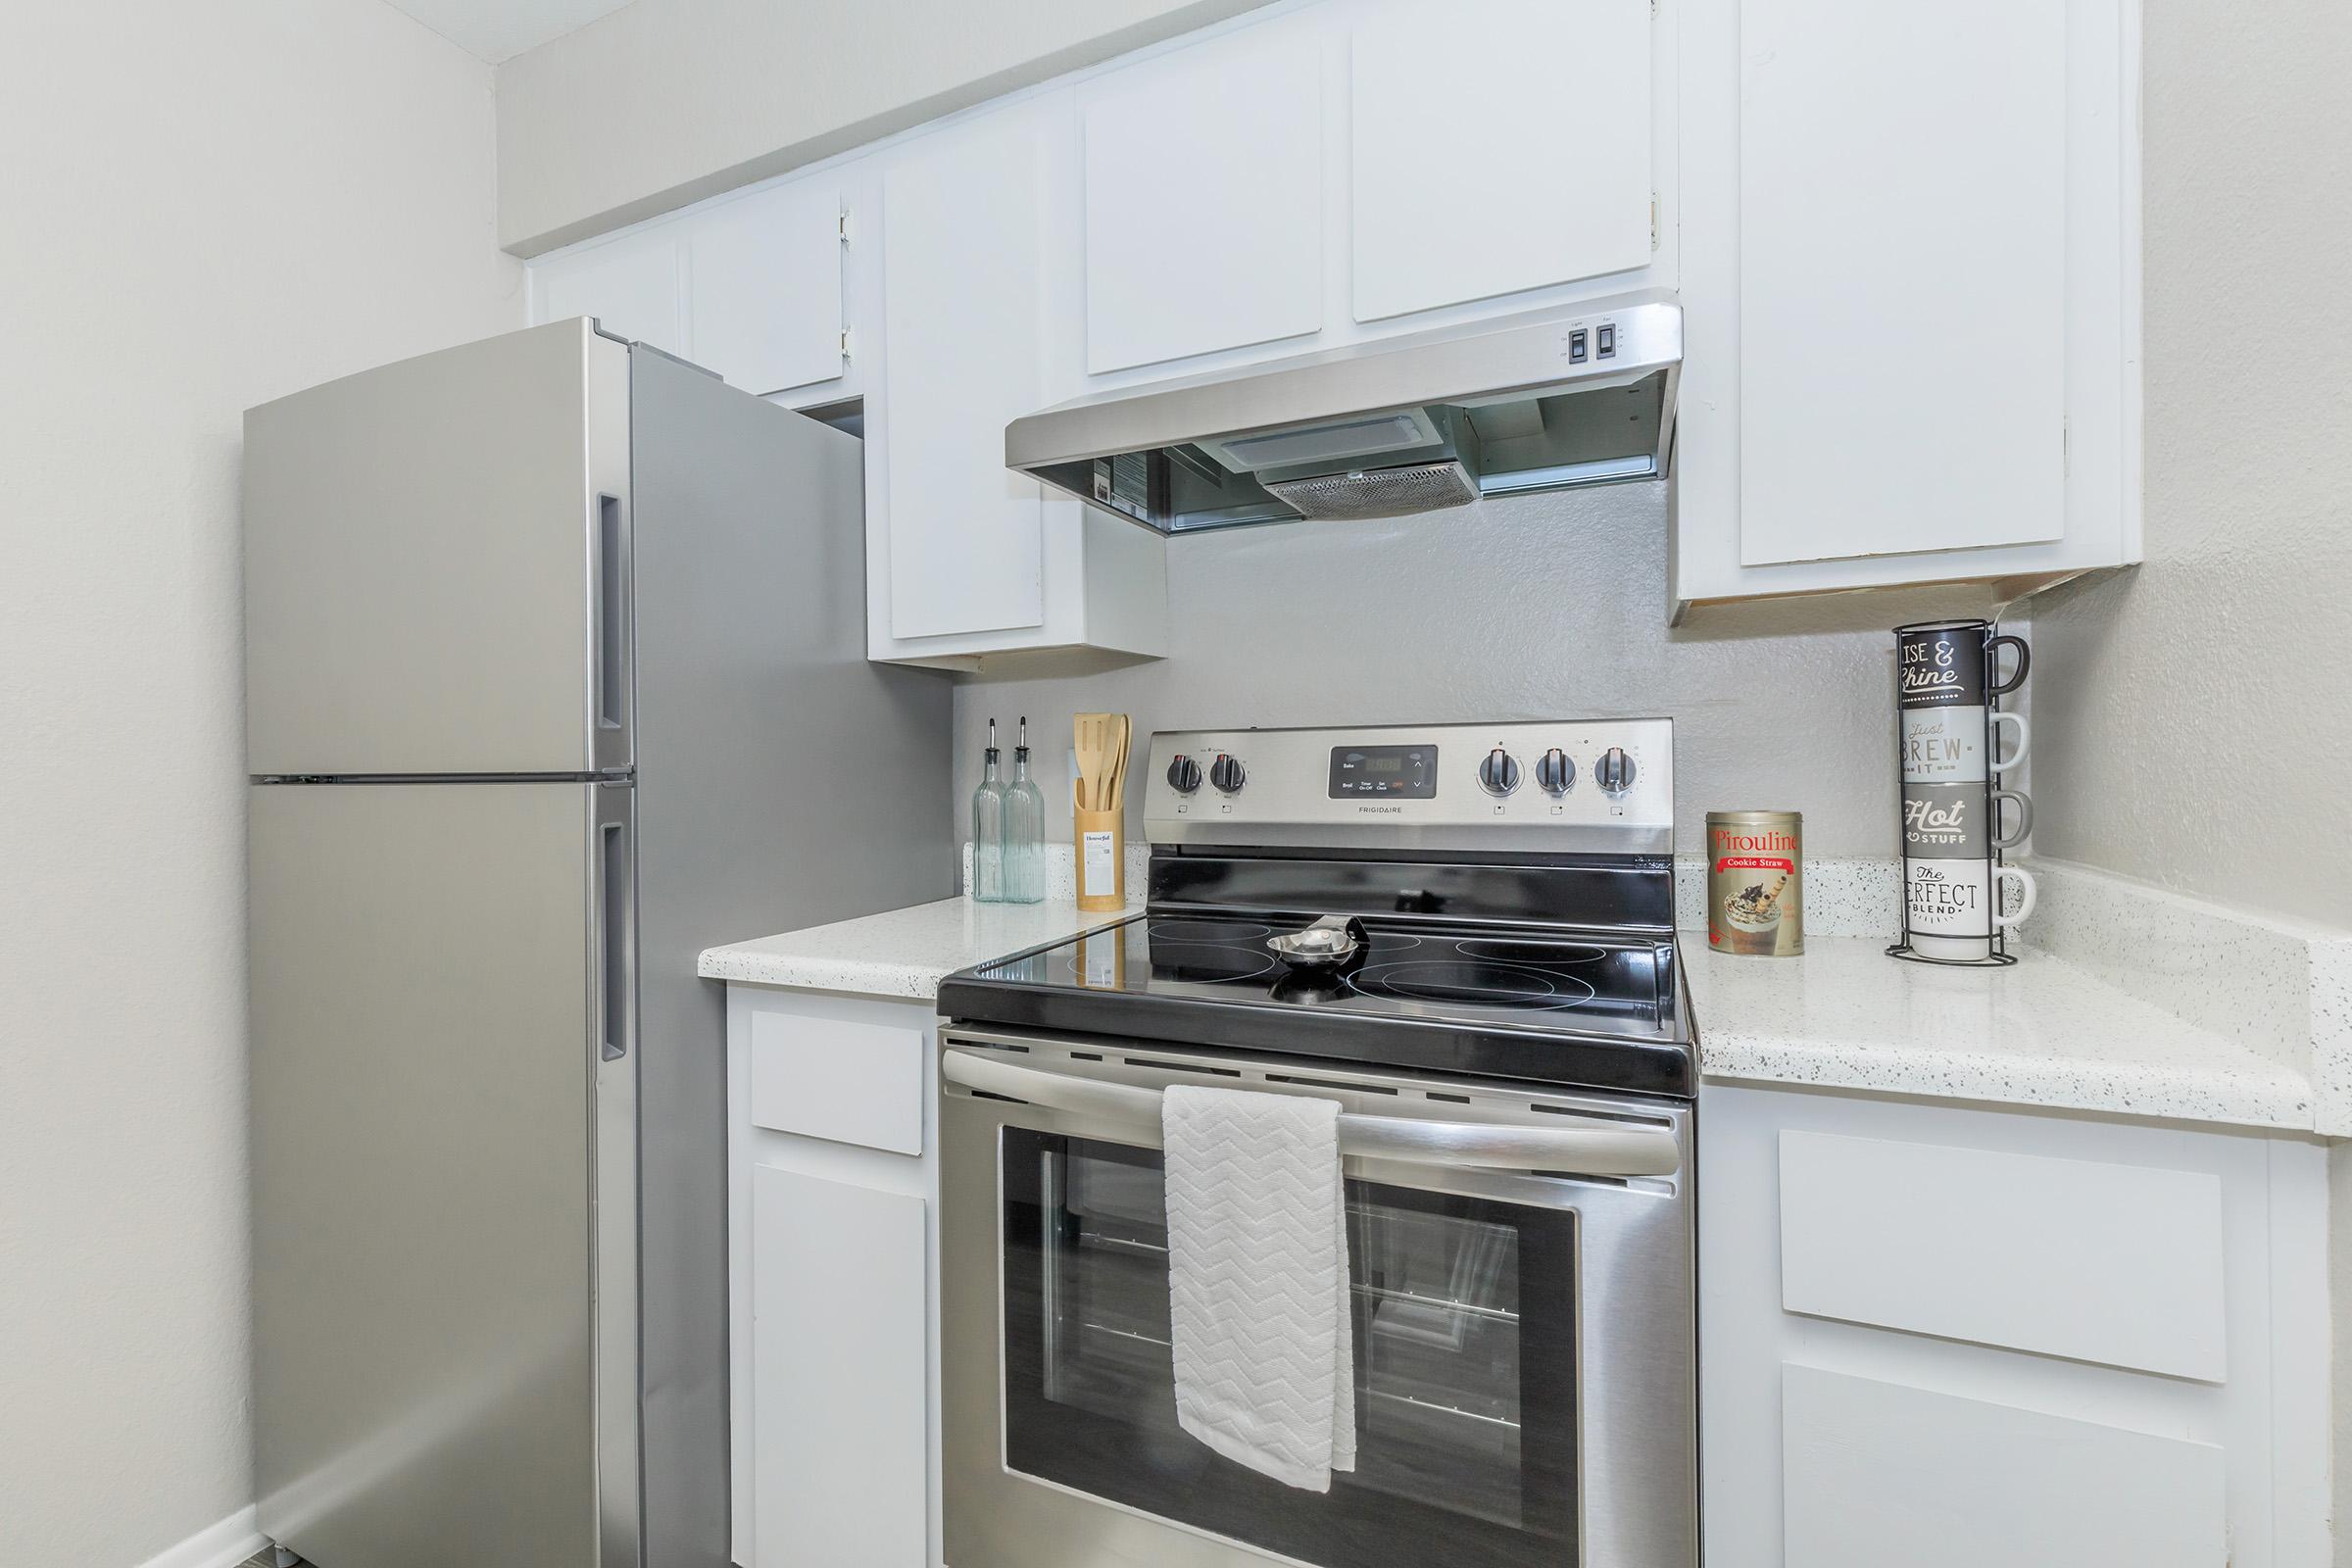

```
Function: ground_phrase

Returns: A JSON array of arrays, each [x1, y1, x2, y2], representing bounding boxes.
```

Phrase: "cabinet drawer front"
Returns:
[[1783, 1366, 2225, 1567], [749, 1008, 925, 1154], [1779, 1132, 2226, 1380]]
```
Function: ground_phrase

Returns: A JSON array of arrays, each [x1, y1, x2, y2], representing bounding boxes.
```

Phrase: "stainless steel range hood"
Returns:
[[1006, 291, 1681, 533]]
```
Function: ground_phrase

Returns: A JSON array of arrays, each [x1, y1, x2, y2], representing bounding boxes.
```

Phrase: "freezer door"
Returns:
[[244, 318, 633, 776], [250, 779, 640, 1568]]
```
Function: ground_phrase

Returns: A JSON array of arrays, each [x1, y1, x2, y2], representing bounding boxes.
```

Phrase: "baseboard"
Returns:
[[134, 1505, 267, 1568]]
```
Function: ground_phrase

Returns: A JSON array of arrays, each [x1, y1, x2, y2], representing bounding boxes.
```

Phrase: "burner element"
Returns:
[[1454, 937, 1609, 967], [1347, 958, 1598, 1011]]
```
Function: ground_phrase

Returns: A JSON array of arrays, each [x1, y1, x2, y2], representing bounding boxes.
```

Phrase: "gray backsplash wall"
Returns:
[[952, 483, 2004, 859]]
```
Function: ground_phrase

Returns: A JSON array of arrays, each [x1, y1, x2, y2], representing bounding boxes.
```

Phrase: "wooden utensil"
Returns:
[[1073, 712, 1113, 812], [1106, 714, 1132, 810]]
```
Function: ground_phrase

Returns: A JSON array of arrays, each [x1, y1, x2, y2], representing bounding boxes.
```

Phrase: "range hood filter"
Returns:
[[1263, 461, 1478, 521]]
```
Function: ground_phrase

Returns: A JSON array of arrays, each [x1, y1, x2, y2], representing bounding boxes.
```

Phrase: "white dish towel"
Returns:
[[1162, 1083, 1357, 1493]]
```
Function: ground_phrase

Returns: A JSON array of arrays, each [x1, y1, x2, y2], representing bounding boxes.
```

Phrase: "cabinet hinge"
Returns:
[[1650, 196, 1661, 251]]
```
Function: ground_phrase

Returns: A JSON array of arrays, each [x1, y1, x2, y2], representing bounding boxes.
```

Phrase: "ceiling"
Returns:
[[383, 0, 636, 63]]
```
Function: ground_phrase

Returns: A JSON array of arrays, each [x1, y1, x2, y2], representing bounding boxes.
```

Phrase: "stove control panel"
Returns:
[[1146, 719, 1674, 856]]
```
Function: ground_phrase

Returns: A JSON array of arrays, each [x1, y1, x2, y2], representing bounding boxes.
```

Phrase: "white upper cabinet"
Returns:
[[687, 180, 848, 398], [1672, 0, 2139, 613], [1350, 0, 1655, 322], [1737, 0, 2065, 566], [529, 177, 852, 401], [877, 106, 1051, 642], [867, 96, 1170, 665], [535, 231, 687, 361], [1079, 27, 1326, 374]]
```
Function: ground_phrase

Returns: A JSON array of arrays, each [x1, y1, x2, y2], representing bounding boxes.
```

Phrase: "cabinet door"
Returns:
[[1081, 28, 1324, 373], [1783, 1368, 2225, 1567], [687, 179, 847, 396], [880, 108, 1050, 639], [1736, 0, 2067, 565], [752, 1165, 928, 1568], [1351, 0, 1653, 322], [535, 229, 688, 360]]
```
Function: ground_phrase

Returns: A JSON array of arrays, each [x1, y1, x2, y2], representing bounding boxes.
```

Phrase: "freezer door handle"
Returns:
[[591, 491, 634, 772]]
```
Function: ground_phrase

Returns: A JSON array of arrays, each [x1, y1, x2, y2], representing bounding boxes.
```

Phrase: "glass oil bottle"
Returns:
[[1002, 716, 1046, 904], [971, 718, 1005, 903]]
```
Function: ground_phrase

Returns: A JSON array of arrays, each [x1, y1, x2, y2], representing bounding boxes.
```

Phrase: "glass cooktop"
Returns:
[[964, 911, 1678, 1040]]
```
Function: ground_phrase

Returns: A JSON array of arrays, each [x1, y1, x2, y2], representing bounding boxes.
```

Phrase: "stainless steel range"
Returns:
[[937, 720, 1698, 1568]]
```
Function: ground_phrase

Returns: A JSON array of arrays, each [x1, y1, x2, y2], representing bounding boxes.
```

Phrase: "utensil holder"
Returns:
[[1074, 793, 1125, 912]]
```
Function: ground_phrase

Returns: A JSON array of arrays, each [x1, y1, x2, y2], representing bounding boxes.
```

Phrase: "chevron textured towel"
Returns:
[[1162, 1083, 1357, 1492]]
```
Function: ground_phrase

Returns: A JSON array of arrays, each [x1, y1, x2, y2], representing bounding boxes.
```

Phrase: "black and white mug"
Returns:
[[1896, 619, 2030, 710], [1904, 858, 2037, 960]]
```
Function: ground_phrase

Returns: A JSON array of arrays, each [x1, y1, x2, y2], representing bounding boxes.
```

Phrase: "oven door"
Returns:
[[941, 1031, 1697, 1568]]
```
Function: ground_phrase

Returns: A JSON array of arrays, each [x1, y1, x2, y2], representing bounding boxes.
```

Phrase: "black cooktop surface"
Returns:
[[939, 908, 1691, 1096]]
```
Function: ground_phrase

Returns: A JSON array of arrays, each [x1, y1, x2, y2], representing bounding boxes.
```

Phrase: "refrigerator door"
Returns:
[[624, 347, 956, 1568], [250, 778, 639, 1568], [244, 318, 633, 777]]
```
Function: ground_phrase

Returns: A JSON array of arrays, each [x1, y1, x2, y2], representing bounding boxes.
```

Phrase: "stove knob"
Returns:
[[1166, 755, 1203, 794], [1595, 746, 1638, 795], [1208, 754, 1247, 794], [1477, 747, 1522, 797], [1535, 747, 1575, 795]]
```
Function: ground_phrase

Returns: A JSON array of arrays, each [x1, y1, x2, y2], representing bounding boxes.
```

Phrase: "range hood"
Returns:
[[1006, 291, 1681, 533]]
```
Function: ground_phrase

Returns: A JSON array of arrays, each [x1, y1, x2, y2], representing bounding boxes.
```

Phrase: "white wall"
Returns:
[[2023, 0, 2352, 932], [0, 2, 521, 1560], [951, 484, 1999, 860], [493, 0, 1279, 254]]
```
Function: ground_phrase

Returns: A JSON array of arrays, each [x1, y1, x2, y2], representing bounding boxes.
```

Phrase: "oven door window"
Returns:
[[1002, 1128, 1577, 1567]]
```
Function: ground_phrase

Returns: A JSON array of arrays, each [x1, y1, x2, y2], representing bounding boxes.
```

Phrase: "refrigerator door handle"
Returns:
[[591, 491, 634, 774], [597, 799, 635, 1061], [589, 780, 643, 1565]]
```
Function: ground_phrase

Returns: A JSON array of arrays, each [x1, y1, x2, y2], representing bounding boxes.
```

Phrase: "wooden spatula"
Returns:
[[1073, 712, 1113, 812]]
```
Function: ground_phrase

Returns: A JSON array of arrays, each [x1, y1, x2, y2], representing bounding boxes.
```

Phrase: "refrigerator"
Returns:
[[244, 319, 954, 1568]]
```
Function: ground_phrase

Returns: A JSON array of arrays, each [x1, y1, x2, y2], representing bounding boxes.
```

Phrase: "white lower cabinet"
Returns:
[[1700, 1084, 2332, 1567], [728, 986, 944, 1568]]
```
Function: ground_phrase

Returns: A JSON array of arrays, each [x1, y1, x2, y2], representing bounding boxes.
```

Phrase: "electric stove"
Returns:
[[938, 718, 1691, 1097]]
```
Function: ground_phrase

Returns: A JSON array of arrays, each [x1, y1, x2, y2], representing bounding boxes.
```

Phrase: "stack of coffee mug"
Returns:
[[1891, 619, 2036, 964]]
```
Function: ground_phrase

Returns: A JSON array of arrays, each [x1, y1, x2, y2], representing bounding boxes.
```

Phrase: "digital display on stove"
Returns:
[[1329, 745, 1437, 799]]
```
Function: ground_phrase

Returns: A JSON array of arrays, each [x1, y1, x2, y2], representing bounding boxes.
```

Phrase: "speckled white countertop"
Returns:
[[1686, 934, 2318, 1131], [698, 894, 1144, 999], [698, 856, 2341, 1135]]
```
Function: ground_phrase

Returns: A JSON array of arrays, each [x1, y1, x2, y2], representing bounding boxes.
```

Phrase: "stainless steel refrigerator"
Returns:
[[244, 319, 953, 1568]]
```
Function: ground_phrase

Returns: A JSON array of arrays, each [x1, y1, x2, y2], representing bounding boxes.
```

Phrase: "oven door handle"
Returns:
[[942, 1050, 1681, 1177]]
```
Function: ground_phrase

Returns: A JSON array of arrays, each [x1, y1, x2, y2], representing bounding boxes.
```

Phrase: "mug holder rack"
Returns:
[[1887, 620, 2022, 969]]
